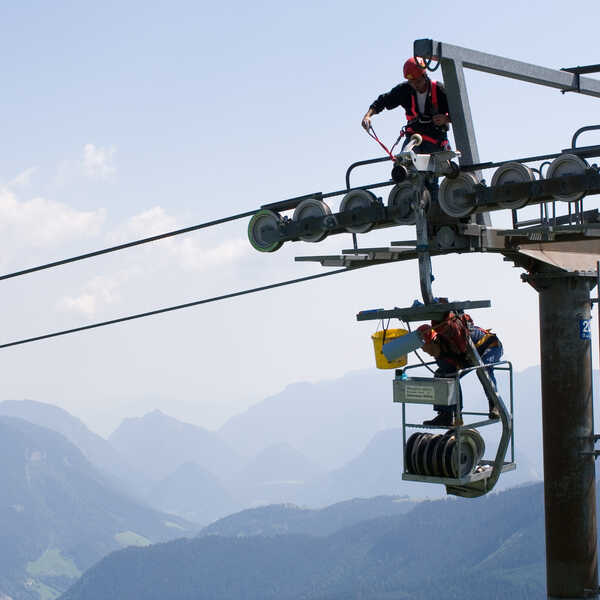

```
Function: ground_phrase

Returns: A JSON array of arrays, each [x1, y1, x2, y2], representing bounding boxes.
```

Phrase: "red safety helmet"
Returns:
[[403, 57, 426, 80]]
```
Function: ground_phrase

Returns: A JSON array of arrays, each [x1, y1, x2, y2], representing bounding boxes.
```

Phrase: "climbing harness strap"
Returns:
[[431, 80, 439, 112], [405, 94, 418, 122], [404, 127, 448, 148], [402, 81, 449, 149], [405, 81, 440, 122]]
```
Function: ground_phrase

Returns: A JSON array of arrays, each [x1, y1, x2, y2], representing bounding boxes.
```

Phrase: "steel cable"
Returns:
[[0, 209, 259, 282], [0, 267, 356, 349]]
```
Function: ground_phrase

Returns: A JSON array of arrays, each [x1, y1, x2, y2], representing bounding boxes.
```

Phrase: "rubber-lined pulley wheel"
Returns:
[[387, 183, 417, 225], [413, 433, 433, 475], [432, 432, 449, 476], [292, 199, 332, 242], [546, 153, 588, 202], [438, 172, 479, 218], [423, 434, 443, 476], [405, 432, 421, 474], [490, 162, 535, 209], [434, 225, 458, 249], [387, 184, 430, 225], [247, 209, 283, 253], [339, 189, 377, 233], [451, 435, 478, 478], [463, 428, 485, 463], [440, 435, 455, 478]]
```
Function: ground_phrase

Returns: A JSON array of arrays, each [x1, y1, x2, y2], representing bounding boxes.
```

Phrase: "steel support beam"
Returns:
[[438, 58, 491, 225], [524, 268, 598, 599], [414, 39, 600, 97], [438, 52, 480, 169], [414, 38, 600, 228]]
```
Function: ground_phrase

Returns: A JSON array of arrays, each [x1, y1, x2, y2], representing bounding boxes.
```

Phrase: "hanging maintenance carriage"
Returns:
[[357, 301, 515, 498]]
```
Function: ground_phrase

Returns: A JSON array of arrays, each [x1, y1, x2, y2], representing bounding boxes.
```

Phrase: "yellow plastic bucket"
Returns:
[[371, 328, 409, 369]]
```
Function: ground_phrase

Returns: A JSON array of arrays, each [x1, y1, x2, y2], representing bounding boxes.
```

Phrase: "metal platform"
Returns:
[[397, 361, 516, 495], [500, 222, 600, 240], [404, 416, 501, 430], [295, 247, 424, 268], [356, 300, 491, 323], [403, 461, 516, 486]]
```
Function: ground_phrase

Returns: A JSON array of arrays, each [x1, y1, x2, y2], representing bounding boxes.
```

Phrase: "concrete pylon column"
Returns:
[[526, 270, 597, 599]]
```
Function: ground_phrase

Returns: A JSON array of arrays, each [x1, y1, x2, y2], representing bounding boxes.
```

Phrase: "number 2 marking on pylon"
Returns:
[[580, 319, 592, 340]]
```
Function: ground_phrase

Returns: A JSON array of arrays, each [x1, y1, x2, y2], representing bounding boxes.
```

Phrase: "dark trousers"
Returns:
[[433, 345, 503, 416]]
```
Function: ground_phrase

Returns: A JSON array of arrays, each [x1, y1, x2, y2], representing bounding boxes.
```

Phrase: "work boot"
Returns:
[[489, 407, 500, 420], [423, 412, 454, 427]]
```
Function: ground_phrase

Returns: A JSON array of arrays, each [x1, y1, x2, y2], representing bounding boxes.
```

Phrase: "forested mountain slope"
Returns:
[[61, 483, 546, 600]]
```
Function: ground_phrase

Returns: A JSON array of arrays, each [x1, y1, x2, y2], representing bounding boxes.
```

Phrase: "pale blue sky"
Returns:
[[0, 1, 598, 435]]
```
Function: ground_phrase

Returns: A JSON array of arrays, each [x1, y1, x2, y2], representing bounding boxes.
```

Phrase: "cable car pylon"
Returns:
[[248, 37, 600, 597]]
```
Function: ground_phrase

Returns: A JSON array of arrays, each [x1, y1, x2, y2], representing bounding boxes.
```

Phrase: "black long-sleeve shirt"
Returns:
[[369, 80, 450, 143]]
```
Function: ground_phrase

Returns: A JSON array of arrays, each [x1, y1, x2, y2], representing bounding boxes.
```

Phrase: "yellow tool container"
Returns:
[[371, 329, 409, 369]]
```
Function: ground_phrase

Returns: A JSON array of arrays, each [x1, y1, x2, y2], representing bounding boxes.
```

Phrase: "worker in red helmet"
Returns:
[[361, 57, 451, 154]]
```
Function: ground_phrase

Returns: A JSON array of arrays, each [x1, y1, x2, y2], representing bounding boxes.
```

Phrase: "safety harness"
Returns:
[[404, 80, 440, 121], [404, 81, 449, 149], [365, 80, 449, 158]]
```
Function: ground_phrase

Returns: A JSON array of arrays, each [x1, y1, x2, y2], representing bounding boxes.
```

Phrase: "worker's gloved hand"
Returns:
[[361, 114, 372, 131], [416, 325, 441, 358], [422, 341, 441, 358]]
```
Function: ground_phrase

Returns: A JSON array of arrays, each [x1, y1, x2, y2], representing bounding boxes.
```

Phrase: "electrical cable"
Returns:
[[414, 53, 440, 73], [0, 209, 259, 282], [0, 267, 356, 350]]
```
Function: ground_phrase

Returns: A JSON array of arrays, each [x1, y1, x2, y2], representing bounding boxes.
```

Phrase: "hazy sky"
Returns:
[[0, 1, 598, 436]]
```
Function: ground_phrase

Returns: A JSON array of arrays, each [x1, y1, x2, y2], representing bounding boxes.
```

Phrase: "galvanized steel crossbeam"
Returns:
[[413, 38, 600, 231], [294, 247, 461, 269], [356, 300, 491, 323], [415, 39, 600, 97]]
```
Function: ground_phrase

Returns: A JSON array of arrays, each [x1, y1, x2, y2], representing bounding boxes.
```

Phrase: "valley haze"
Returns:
[[1, 2, 599, 599]]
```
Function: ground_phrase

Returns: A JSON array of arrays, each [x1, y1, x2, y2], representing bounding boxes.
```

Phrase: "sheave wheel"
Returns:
[[248, 210, 283, 252]]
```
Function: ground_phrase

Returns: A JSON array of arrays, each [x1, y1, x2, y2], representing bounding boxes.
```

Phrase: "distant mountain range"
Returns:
[[0, 365, 558, 531], [199, 495, 417, 538], [229, 442, 325, 506], [0, 400, 148, 498], [3, 364, 594, 598], [218, 371, 398, 470], [59, 483, 547, 600], [109, 409, 242, 483], [149, 461, 238, 524], [0, 417, 195, 600]]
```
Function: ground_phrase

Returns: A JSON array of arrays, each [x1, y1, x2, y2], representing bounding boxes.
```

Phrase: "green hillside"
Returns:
[[60, 483, 546, 600], [0, 417, 195, 600], [199, 496, 417, 538]]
